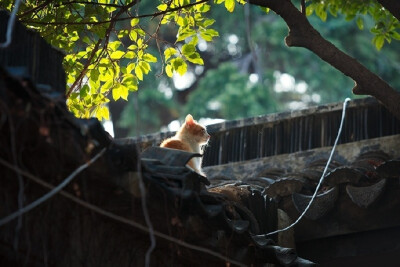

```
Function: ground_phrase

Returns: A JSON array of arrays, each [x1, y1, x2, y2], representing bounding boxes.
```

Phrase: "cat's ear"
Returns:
[[185, 114, 195, 126]]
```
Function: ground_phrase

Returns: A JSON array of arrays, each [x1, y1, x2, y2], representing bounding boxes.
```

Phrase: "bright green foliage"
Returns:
[[158, 1, 216, 77], [307, 0, 400, 50], [1, 0, 399, 126], [1, 0, 222, 121]]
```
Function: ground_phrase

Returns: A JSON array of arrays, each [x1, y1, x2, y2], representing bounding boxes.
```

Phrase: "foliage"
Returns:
[[1, 0, 245, 121], [1, 0, 399, 129], [308, 0, 400, 50]]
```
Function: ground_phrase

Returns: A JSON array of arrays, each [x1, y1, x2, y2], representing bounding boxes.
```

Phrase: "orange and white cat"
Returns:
[[160, 114, 210, 176]]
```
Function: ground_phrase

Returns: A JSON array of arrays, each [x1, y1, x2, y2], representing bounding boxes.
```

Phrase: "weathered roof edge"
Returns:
[[125, 97, 377, 144], [203, 134, 400, 181], [206, 97, 376, 132]]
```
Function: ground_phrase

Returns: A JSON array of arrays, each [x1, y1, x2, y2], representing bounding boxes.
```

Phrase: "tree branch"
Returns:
[[248, 0, 400, 120], [300, 0, 306, 16], [66, 0, 138, 97], [20, 0, 209, 26]]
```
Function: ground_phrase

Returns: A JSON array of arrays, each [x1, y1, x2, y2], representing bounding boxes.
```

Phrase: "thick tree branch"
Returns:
[[248, 0, 400, 120], [376, 0, 400, 21]]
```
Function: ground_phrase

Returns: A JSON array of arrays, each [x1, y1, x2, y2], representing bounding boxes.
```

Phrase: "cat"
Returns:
[[160, 114, 210, 176]]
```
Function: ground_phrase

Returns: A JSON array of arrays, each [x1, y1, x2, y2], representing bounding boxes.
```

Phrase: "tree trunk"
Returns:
[[248, 0, 400, 120]]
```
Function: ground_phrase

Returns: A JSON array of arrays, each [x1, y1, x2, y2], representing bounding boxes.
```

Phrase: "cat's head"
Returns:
[[183, 114, 210, 144]]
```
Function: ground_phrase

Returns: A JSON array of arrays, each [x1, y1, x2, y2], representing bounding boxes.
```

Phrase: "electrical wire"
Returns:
[[262, 97, 351, 237], [0, 0, 23, 48], [0, 148, 106, 227]]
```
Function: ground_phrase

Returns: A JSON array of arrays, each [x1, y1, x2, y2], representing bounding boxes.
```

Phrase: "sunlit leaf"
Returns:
[[182, 43, 196, 56], [131, 18, 139, 27], [166, 64, 173, 77], [164, 47, 177, 61], [143, 53, 157, 63], [135, 65, 144, 80], [225, 0, 235, 12], [110, 50, 124, 60]]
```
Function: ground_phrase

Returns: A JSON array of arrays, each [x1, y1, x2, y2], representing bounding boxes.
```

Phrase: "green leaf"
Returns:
[[177, 28, 196, 42], [139, 61, 151, 74], [117, 29, 129, 38], [80, 84, 89, 99], [119, 84, 129, 100], [89, 80, 100, 94], [315, 4, 327, 22], [172, 58, 187, 75], [356, 17, 364, 30], [166, 64, 173, 77], [112, 84, 129, 101], [373, 35, 385, 50], [128, 44, 138, 50], [200, 29, 219, 41], [198, 4, 211, 13], [164, 47, 177, 61], [97, 105, 110, 121], [130, 18, 139, 27], [135, 65, 144, 80], [203, 19, 215, 27], [129, 30, 138, 42], [127, 63, 136, 74], [110, 50, 124, 60], [157, 3, 168, 11], [112, 86, 121, 101], [143, 53, 157, 63], [225, 0, 235, 12], [186, 52, 204, 65], [391, 31, 400, 40], [124, 51, 136, 59], [122, 74, 138, 91], [101, 79, 113, 93], [109, 40, 121, 51], [82, 36, 91, 44], [182, 43, 196, 56], [90, 69, 100, 82], [259, 7, 270, 14]]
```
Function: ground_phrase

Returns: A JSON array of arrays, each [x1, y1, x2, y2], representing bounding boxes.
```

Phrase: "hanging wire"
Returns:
[[262, 97, 351, 237], [0, 148, 106, 227], [0, 0, 23, 48]]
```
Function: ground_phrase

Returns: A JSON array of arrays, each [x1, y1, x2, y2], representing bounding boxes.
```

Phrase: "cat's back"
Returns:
[[160, 138, 191, 152]]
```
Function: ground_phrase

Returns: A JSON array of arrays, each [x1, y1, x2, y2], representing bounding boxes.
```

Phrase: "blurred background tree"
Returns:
[[117, 3, 400, 137], [3, 0, 399, 137]]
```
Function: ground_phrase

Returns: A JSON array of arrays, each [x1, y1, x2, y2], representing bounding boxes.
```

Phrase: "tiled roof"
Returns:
[[204, 133, 400, 242], [140, 147, 315, 265]]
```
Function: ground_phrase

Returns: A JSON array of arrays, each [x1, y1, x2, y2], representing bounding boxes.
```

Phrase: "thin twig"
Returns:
[[20, 0, 209, 26], [0, 157, 246, 267], [54, 1, 124, 8], [301, 0, 306, 15], [66, 0, 138, 97], [66, 38, 103, 98], [19, 0, 52, 18]]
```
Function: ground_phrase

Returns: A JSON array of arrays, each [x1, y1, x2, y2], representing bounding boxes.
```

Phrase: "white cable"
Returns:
[[264, 97, 351, 237], [0, 0, 23, 48], [0, 148, 106, 227]]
